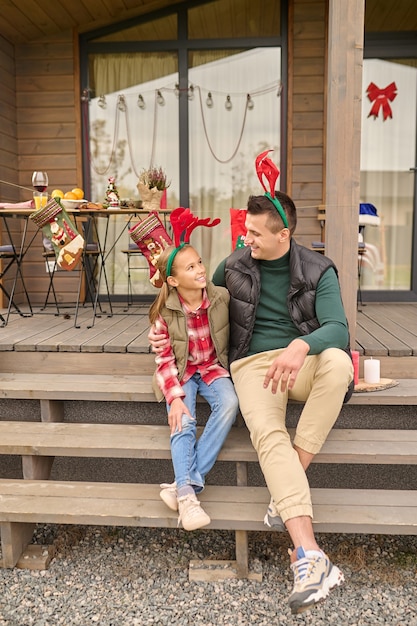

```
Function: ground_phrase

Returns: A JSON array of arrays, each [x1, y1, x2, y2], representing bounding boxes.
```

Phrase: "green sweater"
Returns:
[[212, 250, 349, 356]]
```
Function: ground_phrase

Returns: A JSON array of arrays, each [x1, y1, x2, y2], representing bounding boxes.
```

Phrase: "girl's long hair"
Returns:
[[148, 245, 186, 324]]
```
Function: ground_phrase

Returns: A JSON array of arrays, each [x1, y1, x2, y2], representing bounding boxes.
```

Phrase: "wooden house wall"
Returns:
[[14, 30, 82, 304], [288, 0, 325, 248], [0, 35, 22, 307]]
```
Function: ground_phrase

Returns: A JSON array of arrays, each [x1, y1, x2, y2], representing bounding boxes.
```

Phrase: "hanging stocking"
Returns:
[[230, 208, 247, 250], [129, 212, 172, 287], [30, 198, 85, 271]]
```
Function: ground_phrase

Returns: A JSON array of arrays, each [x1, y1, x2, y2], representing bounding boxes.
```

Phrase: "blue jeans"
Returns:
[[168, 373, 238, 493]]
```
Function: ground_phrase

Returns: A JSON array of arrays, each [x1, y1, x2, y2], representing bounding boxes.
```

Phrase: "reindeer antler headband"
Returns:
[[255, 150, 288, 228], [166, 207, 221, 277]]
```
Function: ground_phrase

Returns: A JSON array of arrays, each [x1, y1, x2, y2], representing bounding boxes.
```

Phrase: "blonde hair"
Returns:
[[148, 244, 193, 324]]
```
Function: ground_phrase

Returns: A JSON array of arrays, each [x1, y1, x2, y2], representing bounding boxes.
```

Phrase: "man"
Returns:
[[150, 188, 353, 614]]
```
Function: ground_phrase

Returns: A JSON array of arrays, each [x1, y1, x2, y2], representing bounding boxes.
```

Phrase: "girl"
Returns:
[[149, 241, 238, 531]]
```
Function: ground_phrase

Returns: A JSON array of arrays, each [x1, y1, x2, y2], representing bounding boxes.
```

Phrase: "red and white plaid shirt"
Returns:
[[155, 290, 230, 405]]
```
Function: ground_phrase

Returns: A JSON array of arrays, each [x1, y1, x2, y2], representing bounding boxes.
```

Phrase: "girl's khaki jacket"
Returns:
[[152, 281, 230, 402]]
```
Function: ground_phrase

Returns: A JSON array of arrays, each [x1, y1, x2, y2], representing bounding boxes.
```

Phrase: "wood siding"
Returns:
[[288, 0, 326, 249], [0, 35, 21, 307], [14, 31, 81, 304]]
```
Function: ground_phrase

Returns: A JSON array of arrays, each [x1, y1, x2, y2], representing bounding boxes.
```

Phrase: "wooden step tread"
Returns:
[[1, 422, 417, 464], [0, 480, 416, 534], [0, 373, 417, 404]]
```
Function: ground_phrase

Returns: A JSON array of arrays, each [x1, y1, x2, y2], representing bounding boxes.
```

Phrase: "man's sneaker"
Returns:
[[288, 546, 344, 614], [159, 482, 178, 511], [177, 493, 211, 531], [263, 498, 286, 531]]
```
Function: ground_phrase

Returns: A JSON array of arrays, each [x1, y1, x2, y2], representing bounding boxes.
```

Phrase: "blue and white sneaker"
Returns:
[[263, 498, 286, 531], [288, 546, 344, 614]]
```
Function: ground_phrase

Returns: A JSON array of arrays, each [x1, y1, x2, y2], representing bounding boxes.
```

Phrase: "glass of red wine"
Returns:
[[31, 171, 48, 192], [32, 171, 49, 210]]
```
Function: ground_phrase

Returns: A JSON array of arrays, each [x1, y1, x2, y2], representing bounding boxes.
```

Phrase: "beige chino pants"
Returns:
[[231, 348, 353, 523]]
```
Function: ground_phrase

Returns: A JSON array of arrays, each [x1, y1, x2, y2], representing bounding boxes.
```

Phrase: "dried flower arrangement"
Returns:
[[138, 166, 170, 191]]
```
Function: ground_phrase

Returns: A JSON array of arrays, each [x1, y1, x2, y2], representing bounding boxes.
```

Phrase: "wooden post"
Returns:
[[22, 400, 64, 480], [325, 0, 365, 344]]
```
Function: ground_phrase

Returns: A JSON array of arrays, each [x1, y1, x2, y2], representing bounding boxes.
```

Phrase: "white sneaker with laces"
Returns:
[[159, 482, 178, 511], [288, 546, 344, 614], [177, 493, 211, 531]]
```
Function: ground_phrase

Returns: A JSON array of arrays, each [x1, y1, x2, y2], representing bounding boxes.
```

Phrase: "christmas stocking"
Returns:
[[30, 198, 85, 271], [129, 212, 172, 288], [230, 208, 247, 250]]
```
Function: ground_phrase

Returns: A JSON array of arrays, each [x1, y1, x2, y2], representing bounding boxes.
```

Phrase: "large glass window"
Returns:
[[360, 58, 417, 291], [82, 0, 282, 298]]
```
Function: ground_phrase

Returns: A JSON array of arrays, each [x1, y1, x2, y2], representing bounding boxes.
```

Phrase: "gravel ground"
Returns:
[[0, 526, 416, 625]]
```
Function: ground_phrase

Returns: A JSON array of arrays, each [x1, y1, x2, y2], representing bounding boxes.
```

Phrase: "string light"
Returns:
[[156, 90, 165, 106], [188, 85, 194, 101], [117, 95, 127, 112], [225, 95, 232, 111], [98, 95, 107, 109], [277, 82, 283, 97], [174, 83, 180, 98], [247, 94, 254, 110], [206, 92, 214, 108], [137, 94, 146, 109]]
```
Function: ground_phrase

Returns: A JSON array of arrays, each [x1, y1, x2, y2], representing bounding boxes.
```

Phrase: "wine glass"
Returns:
[[31, 171, 48, 192]]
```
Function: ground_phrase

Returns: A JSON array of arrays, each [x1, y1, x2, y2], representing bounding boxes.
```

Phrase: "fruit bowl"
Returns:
[[58, 198, 87, 210]]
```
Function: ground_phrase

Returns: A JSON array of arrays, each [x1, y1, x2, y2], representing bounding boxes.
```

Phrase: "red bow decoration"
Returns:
[[170, 207, 221, 247], [366, 82, 397, 121], [255, 150, 280, 196]]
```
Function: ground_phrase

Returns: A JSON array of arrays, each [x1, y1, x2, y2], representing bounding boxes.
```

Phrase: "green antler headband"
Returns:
[[166, 207, 221, 277], [255, 150, 289, 228]]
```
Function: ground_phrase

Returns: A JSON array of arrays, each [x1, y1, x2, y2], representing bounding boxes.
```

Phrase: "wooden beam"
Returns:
[[325, 0, 365, 343]]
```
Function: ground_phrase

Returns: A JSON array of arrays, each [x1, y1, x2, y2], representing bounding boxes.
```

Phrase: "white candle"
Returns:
[[364, 358, 380, 384]]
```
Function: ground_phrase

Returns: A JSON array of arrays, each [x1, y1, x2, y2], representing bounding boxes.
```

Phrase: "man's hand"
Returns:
[[148, 322, 169, 354], [263, 339, 310, 394], [168, 398, 193, 434]]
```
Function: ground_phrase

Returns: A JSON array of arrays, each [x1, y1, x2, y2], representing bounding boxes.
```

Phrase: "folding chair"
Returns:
[[121, 242, 148, 309], [0, 243, 33, 326]]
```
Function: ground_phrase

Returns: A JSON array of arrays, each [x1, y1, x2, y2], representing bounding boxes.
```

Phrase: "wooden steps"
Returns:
[[1, 371, 417, 579], [0, 373, 416, 404], [0, 421, 417, 465], [1, 481, 416, 535]]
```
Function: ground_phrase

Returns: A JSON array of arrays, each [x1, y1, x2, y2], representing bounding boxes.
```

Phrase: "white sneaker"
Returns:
[[288, 546, 344, 614], [159, 482, 178, 511], [263, 497, 286, 531], [177, 493, 211, 531]]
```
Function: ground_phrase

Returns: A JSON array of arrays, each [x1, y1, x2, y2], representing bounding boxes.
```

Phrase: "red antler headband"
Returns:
[[166, 207, 221, 277], [255, 150, 288, 228]]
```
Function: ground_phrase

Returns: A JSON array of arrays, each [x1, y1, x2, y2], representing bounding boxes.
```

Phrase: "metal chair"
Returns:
[[0, 243, 33, 326], [121, 242, 148, 309]]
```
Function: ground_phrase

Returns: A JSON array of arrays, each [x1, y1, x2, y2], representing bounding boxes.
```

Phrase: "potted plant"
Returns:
[[137, 165, 170, 211]]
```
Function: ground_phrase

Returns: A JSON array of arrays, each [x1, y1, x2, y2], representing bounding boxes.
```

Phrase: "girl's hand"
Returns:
[[168, 398, 193, 434], [148, 322, 170, 354]]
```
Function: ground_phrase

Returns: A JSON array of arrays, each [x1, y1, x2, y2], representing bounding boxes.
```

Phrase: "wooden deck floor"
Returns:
[[0, 302, 416, 377]]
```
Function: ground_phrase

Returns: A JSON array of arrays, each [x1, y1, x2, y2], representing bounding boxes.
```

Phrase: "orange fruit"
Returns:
[[71, 187, 84, 199], [51, 189, 64, 198], [64, 191, 77, 200]]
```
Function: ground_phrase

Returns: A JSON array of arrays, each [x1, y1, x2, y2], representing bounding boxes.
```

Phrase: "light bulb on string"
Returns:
[[247, 94, 254, 110], [174, 83, 180, 98], [188, 85, 194, 101], [137, 94, 146, 109], [225, 95, 232, 111], [156, 90, 165, 106], [277, 82, 283, 97], [98, 95, 107, 109], [117, 95, 127, 112], [206, 92, 214, 108]]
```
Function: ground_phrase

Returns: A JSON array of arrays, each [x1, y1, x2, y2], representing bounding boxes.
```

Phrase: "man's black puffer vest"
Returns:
[[224, 239, 353, 402]]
